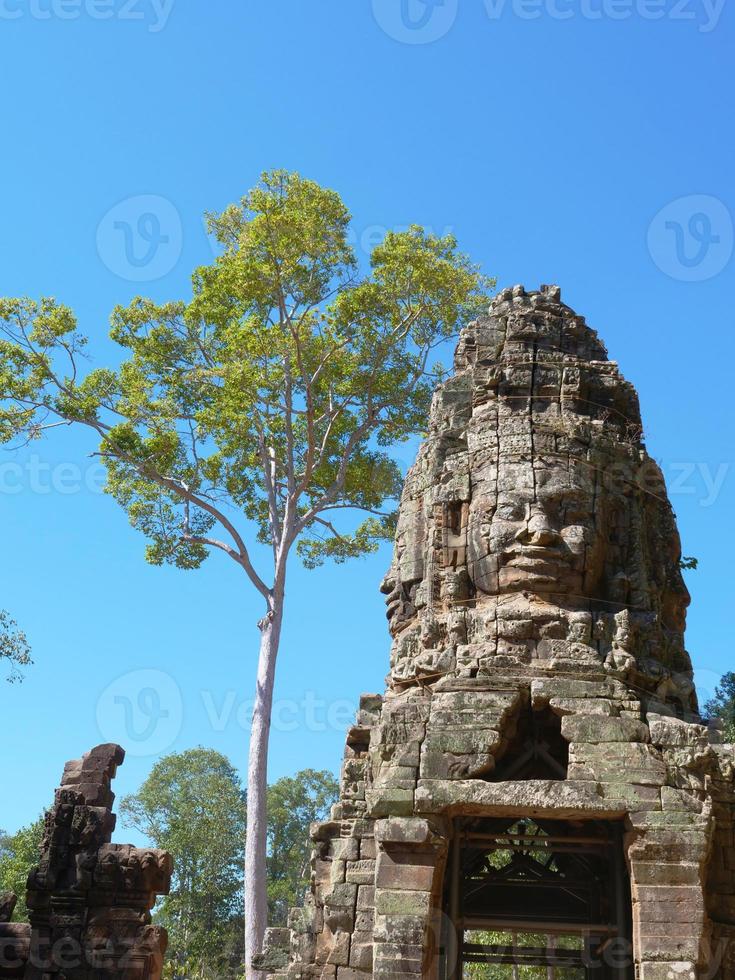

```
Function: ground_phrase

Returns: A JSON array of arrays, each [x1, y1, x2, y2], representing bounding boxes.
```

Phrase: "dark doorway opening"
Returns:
[[440, 816, 633, 980], [488, 703, 569, 782]]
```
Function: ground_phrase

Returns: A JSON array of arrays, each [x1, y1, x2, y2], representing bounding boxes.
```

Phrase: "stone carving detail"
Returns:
[[0, 744, 172, 980], [265, 286, 735, 980], [382, 283, 693, 706]]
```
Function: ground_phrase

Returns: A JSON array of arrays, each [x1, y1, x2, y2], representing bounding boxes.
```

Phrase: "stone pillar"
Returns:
[[0, 744, 172, 980], [373, 818, 447, 980]]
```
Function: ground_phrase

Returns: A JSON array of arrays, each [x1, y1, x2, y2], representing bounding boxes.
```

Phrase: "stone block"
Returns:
[[568, 741, 667, 785], [428, 690, 519, 730], [374, 765, 418, 790], [326, 883, 358, 912], [630, 862, 702, 887], [599, 782, 662, 810], [375, 817, 436, 845], [639, 964, 697, 980], [661, 787, 705, 812], [373, 941, 424, 977], [561, 715, 650, 744], [348, 934, 373, 971], [628, 830, 710, 864], [336, 969, 370, 980], [345, 861, 375, 885], [356, 885, 375, 910], [648, 714, 709, 749], [374, 889, 431, 916], [629, 810, 709, 830], [331, 838, 359, 862], [366, 787, 415, 818], [531, 678, 618, 701], [373, 912, 426, 945], [415, 778, 612, 817], [354, 910, 374, 933], [549, 697, 616, 716], [325, 930, 350, 966], [375, 849, 436, 891]]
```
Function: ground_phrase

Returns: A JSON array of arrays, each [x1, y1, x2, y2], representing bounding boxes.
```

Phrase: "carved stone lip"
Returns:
[[506, 547, 568, 566], [385, 594, 406, 621]]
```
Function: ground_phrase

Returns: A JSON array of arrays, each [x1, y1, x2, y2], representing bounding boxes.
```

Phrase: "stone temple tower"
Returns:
[[260, 286, 735, 980]]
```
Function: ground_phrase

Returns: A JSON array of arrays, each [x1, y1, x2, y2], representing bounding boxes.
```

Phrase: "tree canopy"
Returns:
[[0, 611, 31, 683], [120, 748, 339, 978], [0, 170, 491, 582], [266, 768, 339, 925], [0, 816, 44, 920], [705, 672, 735, 741], [120, 748, 247, 977]]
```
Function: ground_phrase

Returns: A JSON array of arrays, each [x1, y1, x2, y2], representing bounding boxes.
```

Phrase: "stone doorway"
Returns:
[[441, 816, 633, 980]]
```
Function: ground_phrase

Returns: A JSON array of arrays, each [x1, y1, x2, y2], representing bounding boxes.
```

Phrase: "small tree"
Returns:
[[0, 611, 31, 682], [267, 769, 339, 925], [0, 817, 45, 920], [705, 672, 735, 741], [120, 748, 247, 978], [0, 169, 492, 973]]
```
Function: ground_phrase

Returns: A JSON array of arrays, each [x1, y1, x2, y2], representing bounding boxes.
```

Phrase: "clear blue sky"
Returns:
[[0, 1, 732, 835]]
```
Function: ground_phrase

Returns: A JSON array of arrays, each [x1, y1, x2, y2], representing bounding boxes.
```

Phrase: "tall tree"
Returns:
[[0, 169, 492, 973], [0, 816, 44, 920], [705, 672, 735, 741], [0, 611, 31, 682], [267, 769, 339, 925], [120, 748, 247, 979]]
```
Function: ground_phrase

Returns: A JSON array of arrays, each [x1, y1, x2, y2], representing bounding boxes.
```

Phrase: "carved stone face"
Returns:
[[468, 459, 608, 598], [380, 570, 420, 633]]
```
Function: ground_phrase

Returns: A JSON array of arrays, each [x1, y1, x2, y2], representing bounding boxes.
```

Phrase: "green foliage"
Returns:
[[120, 748, 247, 979], [463, 931, 584, 979], [266, 769, 339, 924], [120, 750, 339, 976], [704, 672, 735, 741], [0, 816, 44, 920], [0, 610, 31, 682], [0, 171, 493, 585], [679, 555, 699, 570]]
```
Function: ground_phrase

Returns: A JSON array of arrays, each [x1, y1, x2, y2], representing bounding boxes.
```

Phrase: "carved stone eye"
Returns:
[[495, 503, 521, 521]]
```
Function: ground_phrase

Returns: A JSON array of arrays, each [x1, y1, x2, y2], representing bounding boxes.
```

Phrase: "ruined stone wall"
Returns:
[[262, 286, 735, 980], [0, 744, 172, 980]]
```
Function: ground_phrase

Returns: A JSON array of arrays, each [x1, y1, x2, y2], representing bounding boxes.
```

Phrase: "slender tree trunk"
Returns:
[[244, 577, 285, 980]]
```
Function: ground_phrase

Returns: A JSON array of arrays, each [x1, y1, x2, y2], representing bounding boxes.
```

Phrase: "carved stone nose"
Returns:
[[517, 511, 559, 547], [527, 525, 558, 546]]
